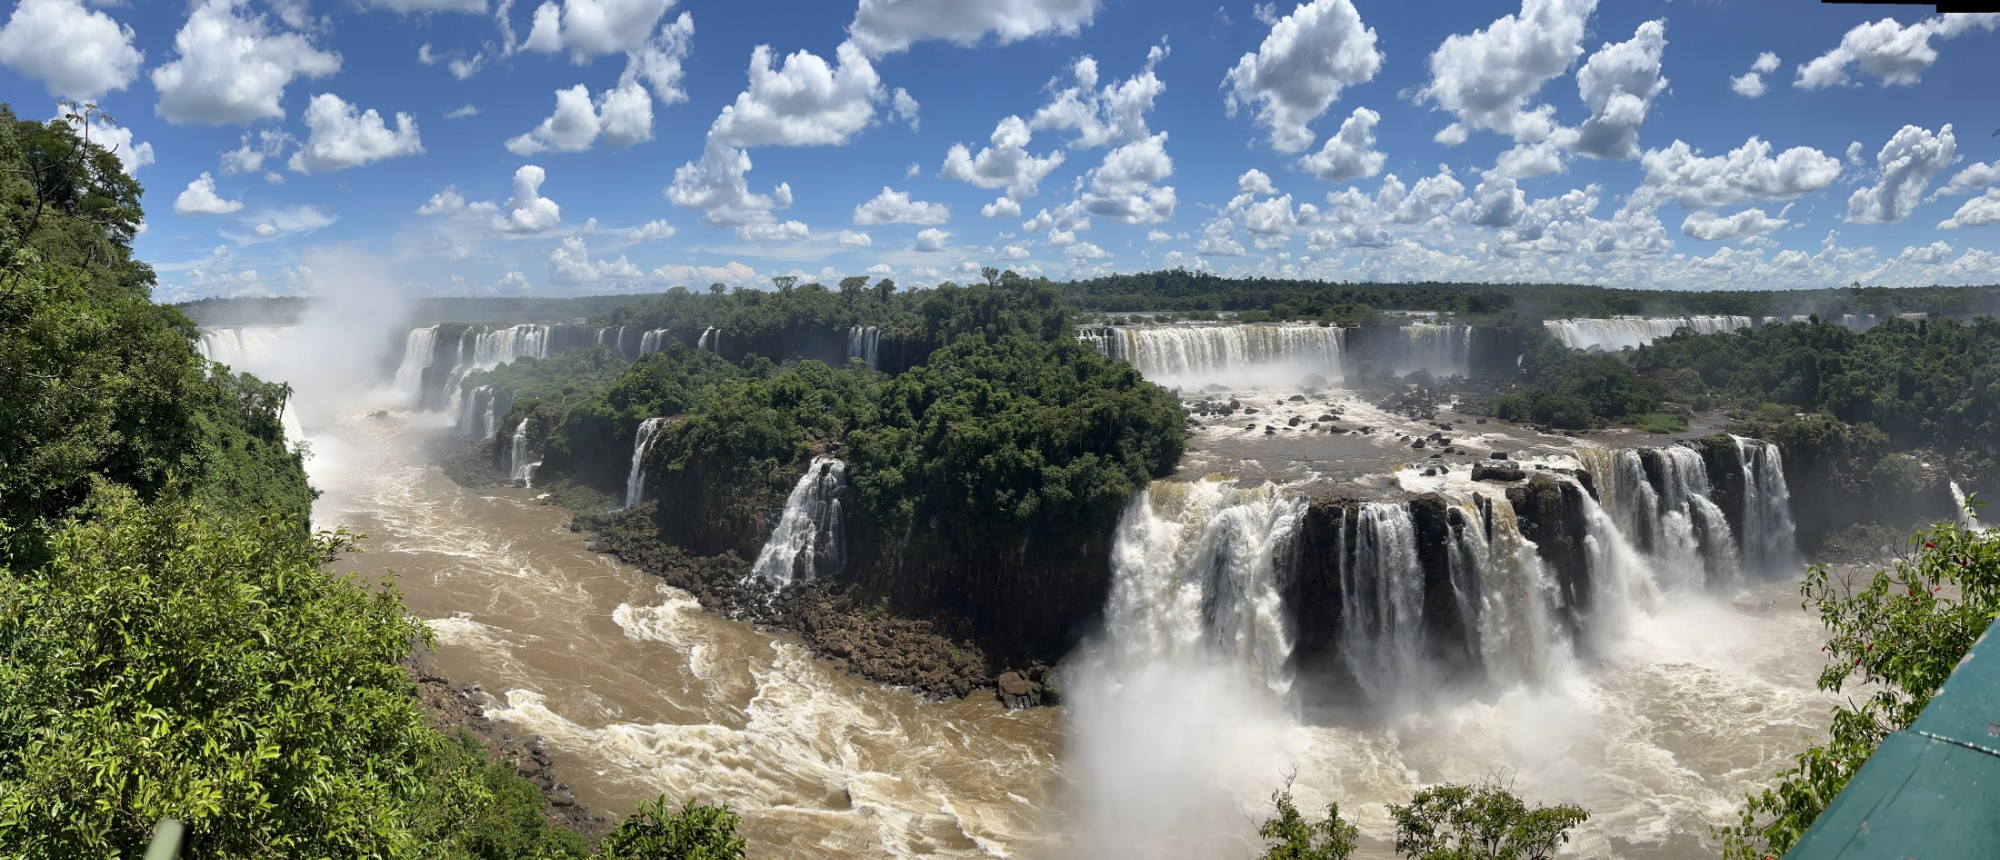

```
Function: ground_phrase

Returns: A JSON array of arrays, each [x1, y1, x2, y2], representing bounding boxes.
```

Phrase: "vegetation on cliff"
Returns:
[[1722, 510, 2000, 858], [0, 105, 741, 858]]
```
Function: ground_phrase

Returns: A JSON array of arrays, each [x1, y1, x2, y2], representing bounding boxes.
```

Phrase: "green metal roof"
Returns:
[[1787, 623, 2000, 858]]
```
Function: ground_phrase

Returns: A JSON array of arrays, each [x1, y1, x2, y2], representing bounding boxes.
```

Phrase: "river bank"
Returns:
[[428, 431, 1055, 706]]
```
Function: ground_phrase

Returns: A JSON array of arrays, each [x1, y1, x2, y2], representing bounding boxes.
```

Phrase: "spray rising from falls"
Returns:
[[1542, 316, 1754, 351], [624, 418, 670, 509], [1102, 481, 1305, 698], [748, 457, 848, 588]]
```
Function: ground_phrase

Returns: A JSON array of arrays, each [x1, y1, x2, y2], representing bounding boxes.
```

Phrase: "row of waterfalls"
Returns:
[[1541, 312, 1931, 352], [1077, 322, 1476, 388], [1100, 437, 1799, 704]]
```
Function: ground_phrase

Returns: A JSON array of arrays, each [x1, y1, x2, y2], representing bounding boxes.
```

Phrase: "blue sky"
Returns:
[[4, 0, 1998, 300]]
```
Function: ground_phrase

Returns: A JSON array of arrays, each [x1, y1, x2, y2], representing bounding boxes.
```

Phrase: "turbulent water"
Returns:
[[314, 414, 1061, 859], [210, 319, 1839, 860]]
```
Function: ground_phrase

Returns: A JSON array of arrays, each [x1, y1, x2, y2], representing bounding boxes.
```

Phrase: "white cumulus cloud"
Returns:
[[1639, 136, 1842, 209], [941, 115, 1066, 198], [1796, 14, 1998, 89], [1681, 207, 1789, 241], [0, 0, 143, 99], [1933, 161, 2000, 199], [1939, 189, 2000, 230], [711, 41, 882, 147], [1222, 0, 1382, 154], [1570, 19, 1667, 160], [1846, 124, 1957, 224], [493, 164, 562, 233], [1730, 51, 1779, 98], [1298, 107, 1385, 181], [1415, 0, 1596, 144], [506, 81, 653, 154], [913, 227, 950, 251], [175, 172, 243, 215], [665, 140, 795, 227], [151, 0, 341, 125], [287, 93, 424, 173], [853, 187, 950, 225], [849, 0, 1099, 56]]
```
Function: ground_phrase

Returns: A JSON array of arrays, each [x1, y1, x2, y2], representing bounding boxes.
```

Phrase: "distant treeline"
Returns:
[[184, 271, 2000, 330], [1062, 270, 2000, 323]]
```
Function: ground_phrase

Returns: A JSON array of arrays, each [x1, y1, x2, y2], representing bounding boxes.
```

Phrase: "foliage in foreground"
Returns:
[[0, 489, 588, 858], [1721, 507, 2000, 858], [597, 796, 747, 860], [1257, 779, 1586, 860]]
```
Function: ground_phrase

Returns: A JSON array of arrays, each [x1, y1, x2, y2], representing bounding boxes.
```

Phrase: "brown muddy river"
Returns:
[[306, 407, 1833, 860]]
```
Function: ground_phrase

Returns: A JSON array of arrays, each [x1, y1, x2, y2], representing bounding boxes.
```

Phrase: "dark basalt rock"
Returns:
[[1473, 463, 1525, 482]]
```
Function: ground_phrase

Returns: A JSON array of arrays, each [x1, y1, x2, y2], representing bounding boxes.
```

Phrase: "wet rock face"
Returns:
[[1473, 462, 1526, 483]]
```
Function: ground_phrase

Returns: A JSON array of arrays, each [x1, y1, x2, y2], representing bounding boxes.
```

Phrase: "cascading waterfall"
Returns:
[[1542, 316, 1754, 351], [1103, 481, 1305, 698], [508, 419, 539, 486], [1389, 323, 1474, 377], [1081, 324, 1344, 389], [1734, 436, 1799, 575], [638, 329, 670, 355], [1580, 448, 1738, 589], [1337, 503, 1428, 701], [456, 385, 497, 438], [392, 323, 555, 412], [749, 457, 848, 587], [1953, 481, 1988, 532], [392, 326, 439, 404], [196, 327, 293, 367], [847, 326, 881, 370], [1464, 501, 1575, 687], [624, 417, 670, 509], [697, 327, 719, 354]]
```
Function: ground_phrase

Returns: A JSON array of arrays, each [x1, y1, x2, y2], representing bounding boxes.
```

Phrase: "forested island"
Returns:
[[8, 103, 2000, 858]]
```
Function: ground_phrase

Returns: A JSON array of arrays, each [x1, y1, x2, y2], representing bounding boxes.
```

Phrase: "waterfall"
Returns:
[[1953, 481, 1988, 533], [195, 327, 292, 367], [1104, 480, 1304, 698], [508, 419, 539, 486], [1081, 324, 1344, 389], [697, 327, 719, 354], [1579, 447, 1741, 589], [638, 329, 669, 355], [420, 324, 551, 413], [1393, 323, 1473, 377], [1465, 502, 1575, 686], [456, 385, 497, 438], [749, 457, 848, 587], [1542, 316, 1754, 351], [847, 326, 881, 370], [1734, 437, 1799, 575], [1338, 503, 1428, 701], [392, 326, 438, 405], [624, 417, 670, 509]]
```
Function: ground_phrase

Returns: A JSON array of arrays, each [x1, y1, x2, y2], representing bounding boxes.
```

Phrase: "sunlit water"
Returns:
[[305, 408, 1829, 859]]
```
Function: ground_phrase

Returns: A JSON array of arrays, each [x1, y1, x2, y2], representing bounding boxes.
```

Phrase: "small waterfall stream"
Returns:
[[624, 418, 671, 509], [748, 457, 848, 587]]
